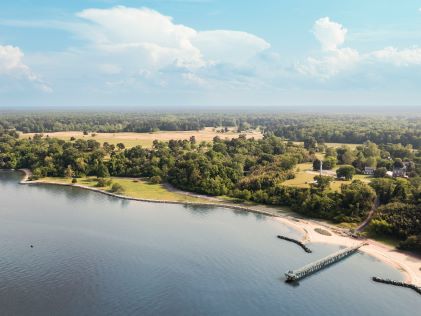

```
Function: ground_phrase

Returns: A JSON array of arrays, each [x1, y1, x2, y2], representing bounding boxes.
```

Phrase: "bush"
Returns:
[[72, 178, 77, 184], [374, 167, 387, 178], [398, 235, 421, 253], [150, 176, 162, 184], [96, 178, 112, 187], [110, 183, 125, 194]]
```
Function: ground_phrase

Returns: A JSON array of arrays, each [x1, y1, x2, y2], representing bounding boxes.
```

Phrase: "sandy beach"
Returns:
[[18, 169, 421, 287]]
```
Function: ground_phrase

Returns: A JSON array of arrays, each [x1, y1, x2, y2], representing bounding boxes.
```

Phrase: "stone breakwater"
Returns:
[[372, 277, 421, 295], [277, 235, 312, 253]]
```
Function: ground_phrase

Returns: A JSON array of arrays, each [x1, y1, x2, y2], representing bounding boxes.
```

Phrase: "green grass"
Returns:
[[284, 161, 372, 192], [39, 177, 211, 203]]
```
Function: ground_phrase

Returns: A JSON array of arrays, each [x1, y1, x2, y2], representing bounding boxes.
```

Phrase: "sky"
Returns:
[[1, 0, 421, 108]]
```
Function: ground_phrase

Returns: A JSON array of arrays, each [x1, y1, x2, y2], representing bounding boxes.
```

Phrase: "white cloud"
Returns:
[[74, 6, 269, 71], [313, 17, 347, 51], [193, 30, 270, 64], [298, 17, 359, 79], [0, 45, 51, 92], [298, 17, 421, 82], [298, 48, 359, 79], [370, 47, 421, 66]]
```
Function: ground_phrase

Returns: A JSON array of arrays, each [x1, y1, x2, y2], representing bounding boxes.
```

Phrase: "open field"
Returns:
[[20, 127, 263, 148], [38, 177, 211, 203], [283, 162, 372, 192], [292, 141, 361, 149]]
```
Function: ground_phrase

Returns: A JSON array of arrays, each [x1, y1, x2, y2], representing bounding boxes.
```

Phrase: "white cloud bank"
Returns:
[[74, 6, 269, 70], [298, 17, 421, 79], [0, 45, 51, 92], [2, 7, 421, 104]]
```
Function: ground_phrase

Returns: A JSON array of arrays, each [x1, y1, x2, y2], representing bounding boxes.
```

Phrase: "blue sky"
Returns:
[[1, 0, 421, 108]]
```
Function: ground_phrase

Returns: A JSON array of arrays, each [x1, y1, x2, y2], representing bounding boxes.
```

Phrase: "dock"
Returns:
[[285, 243, 366, 282]]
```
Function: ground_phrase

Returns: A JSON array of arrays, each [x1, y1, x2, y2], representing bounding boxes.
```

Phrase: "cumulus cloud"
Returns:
[[0, 45, 51, 92], [313, 17, 347, 51], [298, 17, 421, 80], [298, 18, 359, 79], [74, 6, 269, 71]]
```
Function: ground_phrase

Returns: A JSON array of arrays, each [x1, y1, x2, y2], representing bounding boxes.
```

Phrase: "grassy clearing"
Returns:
[[20, 127, 263, 149], [38, 177, 211, 203], [283, 162, 316, 188], [292, 142, 361, 149], [283, 162, 372, 192]]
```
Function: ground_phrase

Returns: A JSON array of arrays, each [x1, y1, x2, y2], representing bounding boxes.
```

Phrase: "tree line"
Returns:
[[1, 112, 420, 148]]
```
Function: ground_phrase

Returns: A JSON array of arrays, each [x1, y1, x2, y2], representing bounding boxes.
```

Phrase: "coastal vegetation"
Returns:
[[0, 112, 420, 252]]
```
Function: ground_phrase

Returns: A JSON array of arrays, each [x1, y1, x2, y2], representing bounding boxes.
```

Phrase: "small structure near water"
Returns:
[[277, 235, 312, 253]]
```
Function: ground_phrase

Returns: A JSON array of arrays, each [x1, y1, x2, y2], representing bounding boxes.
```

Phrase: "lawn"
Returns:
[[20, 127, 263, 148], [38, 177, 211, 203], [283, 162, 372, 192]]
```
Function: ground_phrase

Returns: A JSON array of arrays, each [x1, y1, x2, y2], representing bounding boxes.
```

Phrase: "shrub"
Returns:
[[72, 178, 77, 184], [150, 176, 162, 184], [110, 183, 125, 194], [374, 167, 387, 178], [96, 178, 112, 187]]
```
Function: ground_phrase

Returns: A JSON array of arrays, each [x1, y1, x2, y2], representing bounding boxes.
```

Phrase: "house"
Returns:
[[363, 167, 375, 175], [393, 166, 407, 178], [385, 171, 393, 177]]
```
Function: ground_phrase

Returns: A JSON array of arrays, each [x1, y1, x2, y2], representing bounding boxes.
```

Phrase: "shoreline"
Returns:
[[16, 169, 421, 287]]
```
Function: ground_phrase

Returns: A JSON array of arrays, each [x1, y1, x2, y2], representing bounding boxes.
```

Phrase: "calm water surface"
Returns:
[[0, 170, 420, 315]]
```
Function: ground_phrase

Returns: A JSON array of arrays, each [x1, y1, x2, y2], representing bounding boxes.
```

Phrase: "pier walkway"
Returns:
[[285, 243, 366, 282]]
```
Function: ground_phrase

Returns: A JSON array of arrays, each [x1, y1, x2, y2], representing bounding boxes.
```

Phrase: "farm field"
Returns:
[[20, 127, 263, 148]]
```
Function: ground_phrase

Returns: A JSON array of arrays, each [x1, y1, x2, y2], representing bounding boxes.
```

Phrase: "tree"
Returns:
[[64, 165, 75, 178], [374, 167, 387, 178], [117, 143, 125, 151], [393, 158, 404, 169], [313, 157, 336, 171], [325, 147, 336, 157], [312, 175, 332, 191], [304, 137, 317, 150], [336, 165, 355, 180], [96, 163, 110, 178]]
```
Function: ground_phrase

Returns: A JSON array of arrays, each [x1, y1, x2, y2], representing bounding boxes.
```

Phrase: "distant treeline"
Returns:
[[0, 112, 420, 148]]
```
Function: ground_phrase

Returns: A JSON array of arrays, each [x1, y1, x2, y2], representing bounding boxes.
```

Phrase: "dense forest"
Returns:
[[0, 114, 421, 251], [1, 112, 420, 147]]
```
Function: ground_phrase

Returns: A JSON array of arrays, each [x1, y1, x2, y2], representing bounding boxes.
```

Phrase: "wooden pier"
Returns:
[[285, 243, 366, 282]]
